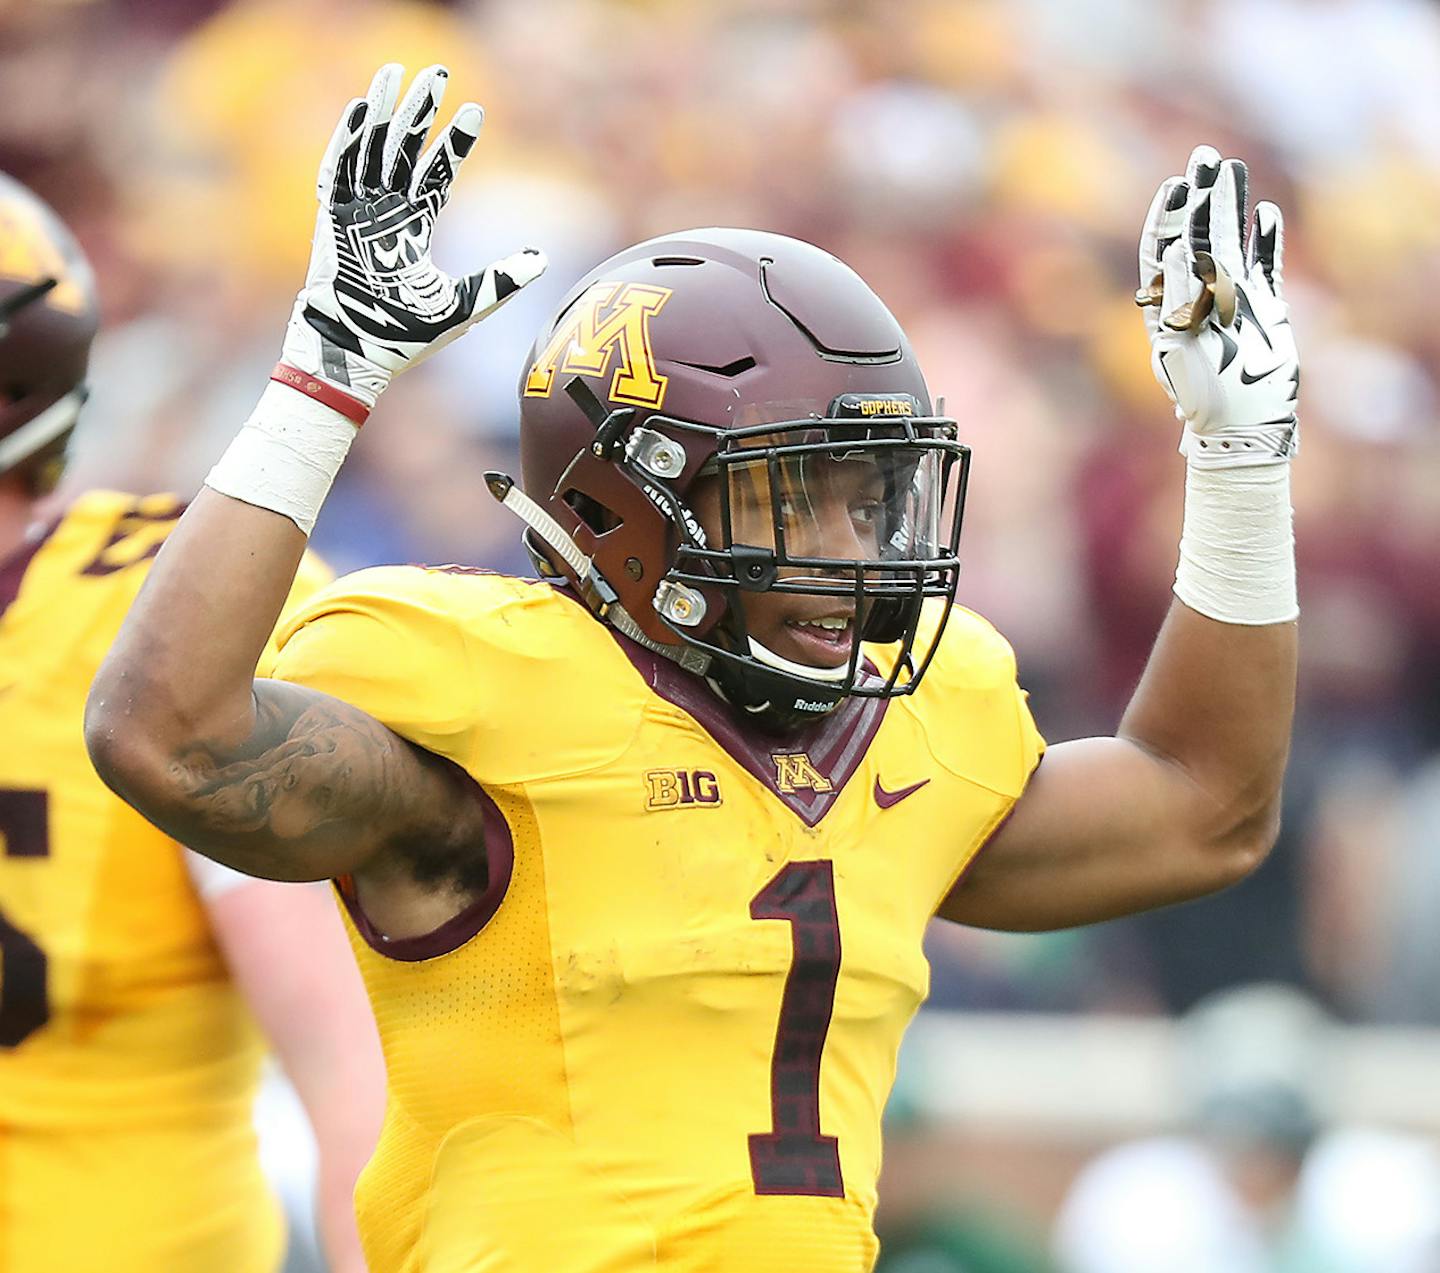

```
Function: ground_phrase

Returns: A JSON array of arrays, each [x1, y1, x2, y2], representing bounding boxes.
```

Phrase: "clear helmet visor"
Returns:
[[721, 444, 947, 567], [654, 412, 968, 724]]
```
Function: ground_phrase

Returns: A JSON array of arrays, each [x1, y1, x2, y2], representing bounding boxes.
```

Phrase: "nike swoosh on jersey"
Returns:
[[1239, 362, 1284, 384], [873, 776, 929, 809]]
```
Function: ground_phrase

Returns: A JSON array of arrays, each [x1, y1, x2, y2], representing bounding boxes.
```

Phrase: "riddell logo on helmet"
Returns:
[[641, 483, 707, 547], [524, 281, 672, 409], [792, 699, 834, 714]]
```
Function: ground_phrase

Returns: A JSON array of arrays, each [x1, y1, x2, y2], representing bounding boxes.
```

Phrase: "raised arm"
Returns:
[[85, 64, 545, 883], [86, 493, 478, 880], [941, 147, 1299, 931]]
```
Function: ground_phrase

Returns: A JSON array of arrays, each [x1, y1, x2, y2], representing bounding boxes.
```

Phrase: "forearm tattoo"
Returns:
[[173, 687, 407, 839], [165, 682, 484, 886]]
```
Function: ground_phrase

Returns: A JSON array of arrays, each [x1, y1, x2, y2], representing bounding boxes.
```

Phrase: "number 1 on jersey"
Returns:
[[748, 859, 844, 1197]]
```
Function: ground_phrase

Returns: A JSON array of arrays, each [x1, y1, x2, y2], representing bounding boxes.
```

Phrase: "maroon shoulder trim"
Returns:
[[334, 785, 515, 962], [425, 563, 503, 576], [0, 516, 60, 622], [425, 563, 541, 582]]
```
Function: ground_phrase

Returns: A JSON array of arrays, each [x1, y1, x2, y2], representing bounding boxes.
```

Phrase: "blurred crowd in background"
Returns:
[[4, 0, 1440, 1268]]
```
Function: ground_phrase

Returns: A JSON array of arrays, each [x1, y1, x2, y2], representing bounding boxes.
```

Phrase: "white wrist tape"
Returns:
[[1174, 460, 1297, 625], [205, 381, 358, 536]]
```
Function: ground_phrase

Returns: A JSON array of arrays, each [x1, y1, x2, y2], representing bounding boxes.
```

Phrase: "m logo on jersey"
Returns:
[[772, 753, 833, 795], [645, 769, 722, 810], [524, 281, 672, 408]]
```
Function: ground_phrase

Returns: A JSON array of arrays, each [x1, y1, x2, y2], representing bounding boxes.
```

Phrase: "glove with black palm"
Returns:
[[278, 62, 546, 421], [209, 64, 545, 535], [1137, 145, 1298, 469]]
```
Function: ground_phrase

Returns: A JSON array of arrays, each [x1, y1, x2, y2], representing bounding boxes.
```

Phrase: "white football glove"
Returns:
[[280, 63, 547, 415], [1138, 145, 1299, 468]]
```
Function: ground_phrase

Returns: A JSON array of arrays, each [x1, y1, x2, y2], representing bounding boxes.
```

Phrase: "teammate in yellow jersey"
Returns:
[[0, 172, 384, 1273], [89, 64, 1300, 1272]]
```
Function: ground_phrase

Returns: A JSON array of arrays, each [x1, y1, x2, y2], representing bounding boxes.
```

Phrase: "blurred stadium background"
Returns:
[[6, 0, 1440, 1268]]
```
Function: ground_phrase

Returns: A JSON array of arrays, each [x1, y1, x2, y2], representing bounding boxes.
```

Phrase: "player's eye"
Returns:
[[850, 498, 883, 527]]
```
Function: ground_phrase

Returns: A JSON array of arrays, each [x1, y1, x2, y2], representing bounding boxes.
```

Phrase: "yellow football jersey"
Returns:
[[271, 567, 1044, 1273], [0, 490, 329, 1273]]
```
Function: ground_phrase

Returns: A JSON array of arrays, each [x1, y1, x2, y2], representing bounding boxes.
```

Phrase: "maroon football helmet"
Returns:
[[500, 227, 968, 729], [0, 172, 98, 488]]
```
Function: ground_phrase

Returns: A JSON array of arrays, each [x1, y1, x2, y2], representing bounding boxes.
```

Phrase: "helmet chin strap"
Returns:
[[485, 471, 591, 578], [483, 470, 858, 704], [485, 470, 710, 676], [0, 389, 86, 477], [746, 635, 851, 684], [704, 634, 849, 729]]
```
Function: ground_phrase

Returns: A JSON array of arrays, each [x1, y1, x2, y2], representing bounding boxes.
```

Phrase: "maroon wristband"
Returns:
[[269, 362, 370, 427]]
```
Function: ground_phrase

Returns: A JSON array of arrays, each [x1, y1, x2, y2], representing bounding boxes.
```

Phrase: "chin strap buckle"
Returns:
[[485, 470, 711, 676]]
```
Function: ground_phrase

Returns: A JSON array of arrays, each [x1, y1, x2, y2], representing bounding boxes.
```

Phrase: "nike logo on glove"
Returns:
[[1239, 362, 1284, 384], [874, 776, 930, 809]]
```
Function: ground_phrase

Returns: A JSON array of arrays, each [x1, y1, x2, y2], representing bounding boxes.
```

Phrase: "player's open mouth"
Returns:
[[781, 616, 854, 668]]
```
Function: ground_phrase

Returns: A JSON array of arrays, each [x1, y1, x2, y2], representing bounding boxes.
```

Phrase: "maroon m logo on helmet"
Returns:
[[524, 281, 672, 409]]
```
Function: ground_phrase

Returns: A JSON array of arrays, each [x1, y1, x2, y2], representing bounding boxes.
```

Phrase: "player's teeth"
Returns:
[[795, 618, 847, 630]]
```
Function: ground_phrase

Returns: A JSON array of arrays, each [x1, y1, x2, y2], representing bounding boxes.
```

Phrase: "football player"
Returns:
[[88, 64, 1299, 1272], [0, 172, 383, 1272]]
